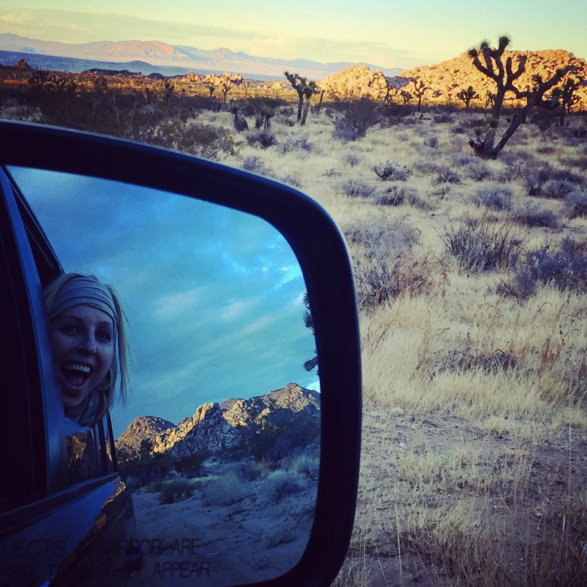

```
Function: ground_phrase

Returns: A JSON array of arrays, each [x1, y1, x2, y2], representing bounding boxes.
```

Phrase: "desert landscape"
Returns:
[[2, 36, 587, 586]]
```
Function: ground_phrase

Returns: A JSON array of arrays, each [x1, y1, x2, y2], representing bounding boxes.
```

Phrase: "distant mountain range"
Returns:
[[0, 33, 403, 80]]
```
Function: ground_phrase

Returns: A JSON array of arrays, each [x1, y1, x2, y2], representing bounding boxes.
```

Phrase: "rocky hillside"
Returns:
[[400, 49, 587, 109], [115, 415, 175, 461], [115, 382, 320, 465], [318, 50, 587, 111]]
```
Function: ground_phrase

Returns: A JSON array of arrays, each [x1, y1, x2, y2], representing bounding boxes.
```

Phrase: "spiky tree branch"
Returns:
[[470, 66, 572, 159], [468, 35, 526, 119]]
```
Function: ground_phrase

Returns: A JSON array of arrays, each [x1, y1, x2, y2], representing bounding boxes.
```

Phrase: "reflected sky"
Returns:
[[11, 167, 319, 437]]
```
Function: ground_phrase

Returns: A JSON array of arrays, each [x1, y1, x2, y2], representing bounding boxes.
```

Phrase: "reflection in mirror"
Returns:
[[10, 166, 320, 586]]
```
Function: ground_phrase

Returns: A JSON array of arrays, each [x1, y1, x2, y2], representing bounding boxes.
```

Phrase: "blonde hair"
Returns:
[[44, 273, 131, 426]]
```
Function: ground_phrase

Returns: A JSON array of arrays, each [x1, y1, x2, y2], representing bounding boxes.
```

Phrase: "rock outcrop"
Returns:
[[319, 65, 390, 100], [398, 49, 587, 110], [115, 383, 320, 466], [316, 51, 587, 111], [115, 415, 175, 461]]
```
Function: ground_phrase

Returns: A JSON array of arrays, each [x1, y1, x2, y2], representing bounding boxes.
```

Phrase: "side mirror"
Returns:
[[0, 121, 361, 587]]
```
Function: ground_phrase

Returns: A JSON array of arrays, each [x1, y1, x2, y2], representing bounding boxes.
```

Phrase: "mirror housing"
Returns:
[[0, 120, 361, 587]]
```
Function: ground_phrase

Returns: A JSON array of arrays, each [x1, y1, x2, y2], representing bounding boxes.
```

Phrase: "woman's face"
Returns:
[[49, 304, 115, 409]]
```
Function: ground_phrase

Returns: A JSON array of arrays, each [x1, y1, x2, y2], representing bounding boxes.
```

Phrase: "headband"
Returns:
[[49, 277, 117, 327]]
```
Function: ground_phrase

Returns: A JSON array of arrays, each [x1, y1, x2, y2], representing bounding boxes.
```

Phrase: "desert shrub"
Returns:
[[158, 478, 194, 504], [331, 98, 380, 141], [263, 526, 298, 548], [280, 174, 303, 188], [286, 452, 320, 482], [542, 179, 579, 200], [174, 452, 208, 478], [433, 112, 453, 123], [570, 123, 587, 139], [242, 155, 268, 174], [201, 472, 252, 506], [352, 251, 435, 310], [433, 166, 461, 185], [414, 161, 440, 175], [375, 185, 417, 207], [560, 156, 587, 171], [146, 478, 165, 493], [440, 221, 520, 272], [424, 136, 439, 148], [246, 408, 320, 463], [280, 133, 313, 153], [513, 202, 559, 228], [433, 348, 518, 376], [536, 144, 557, 154], [236, 460, 269, 483], [183, 95, 220, 111], [246, 130, 277, 148], [499, 238, 587, 299], [144, 121, 237, 160], [373, 161, 409, 181], [453, 154, 475, 167], [341, 179, 375, 198], [117, 452, 173, 486], [523, 167, 551, 196], [470, 187, 513, 211], [344, 153, 361, 167], [239, 96, 287, 116], [466, 160, 493, 181], [260, 470, 306, 505], [406, 191, 432, 210], [345, 216, 433, 308], [565, 190, 587, 218], [452, 125, 466, 134], [550, 168, 585, 186]]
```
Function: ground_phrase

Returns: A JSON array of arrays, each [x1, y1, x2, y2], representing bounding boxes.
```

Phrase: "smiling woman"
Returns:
[[43, 273, 131, 427]]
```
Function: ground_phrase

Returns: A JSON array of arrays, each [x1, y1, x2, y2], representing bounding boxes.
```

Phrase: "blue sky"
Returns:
[[10, 166, 317, 437], [0, 0, 585, 68]]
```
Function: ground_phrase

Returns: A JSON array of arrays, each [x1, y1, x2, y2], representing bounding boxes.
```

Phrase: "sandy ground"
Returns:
[[126, 475, 317, 586], [340, 404, 587, 586]]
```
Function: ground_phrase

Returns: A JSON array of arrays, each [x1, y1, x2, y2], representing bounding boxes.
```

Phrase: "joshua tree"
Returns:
[[255, 102, 276, 131], [456, 85, 478, 110], [470, 70, 571, 159], [205, 84, 215, 98], [400, 90, 413, 105], [411, 78, 429, 112], [228, 102, 248, 131], [301, 81, 320, 125], [384, 76, 410, 103], [551, 77, 582, 126], [284, 71, 318, 123], [467, 35, 572, 158], [468, 35, 526, 119]]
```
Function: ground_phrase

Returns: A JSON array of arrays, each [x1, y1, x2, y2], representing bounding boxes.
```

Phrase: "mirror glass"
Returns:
[[9, 166, 320, 586]]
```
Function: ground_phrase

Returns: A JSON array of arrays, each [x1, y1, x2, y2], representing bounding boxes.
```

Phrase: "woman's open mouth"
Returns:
[[62, 362, 92, 388]]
